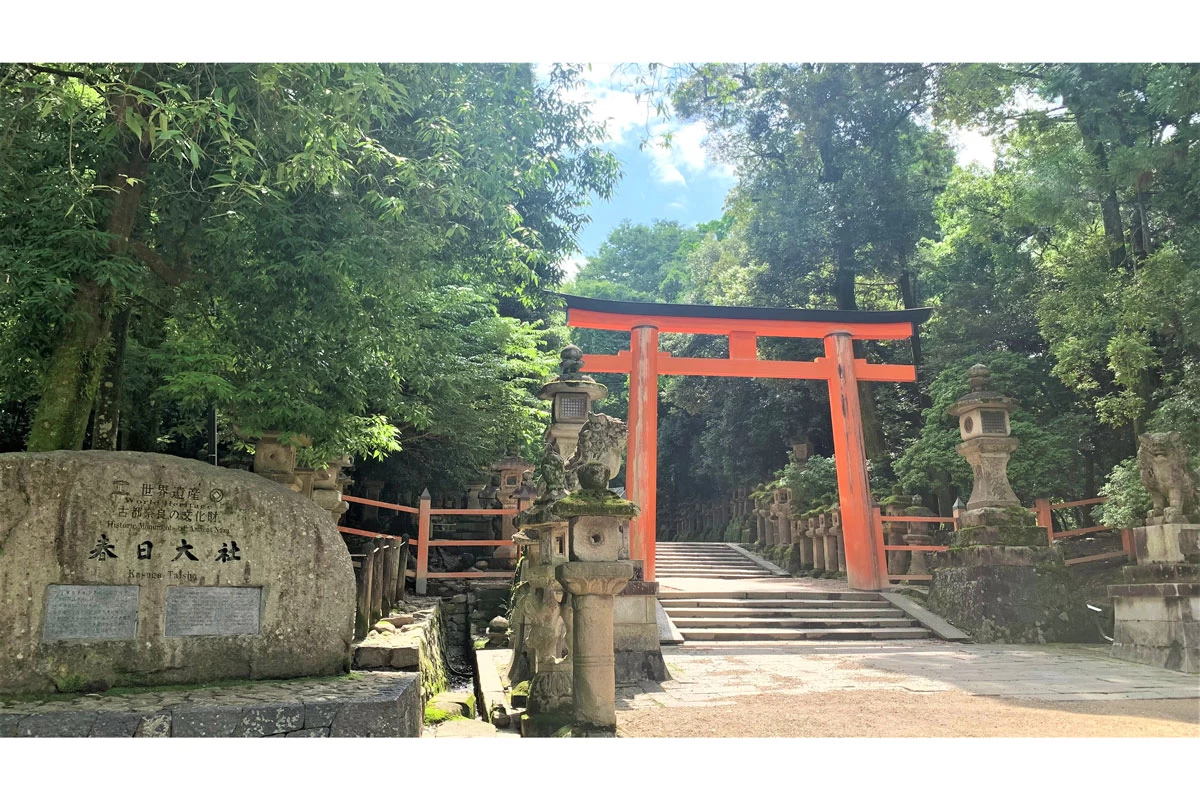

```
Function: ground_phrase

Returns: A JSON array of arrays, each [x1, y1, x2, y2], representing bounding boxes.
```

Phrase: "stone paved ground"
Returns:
[[616, 640, 1200, 736]]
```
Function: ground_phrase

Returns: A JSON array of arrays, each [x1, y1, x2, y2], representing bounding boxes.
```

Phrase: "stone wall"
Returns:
[[352, 597, 449, 706], [0, 671, 421, 738]]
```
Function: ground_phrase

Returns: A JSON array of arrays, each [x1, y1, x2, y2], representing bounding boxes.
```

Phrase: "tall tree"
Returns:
[[0, 63, 617, 471]]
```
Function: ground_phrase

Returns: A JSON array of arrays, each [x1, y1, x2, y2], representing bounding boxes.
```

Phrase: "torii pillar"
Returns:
[[627, 325, 659, 582]]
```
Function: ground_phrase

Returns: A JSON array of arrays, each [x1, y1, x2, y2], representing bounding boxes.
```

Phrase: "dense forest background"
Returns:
[[3, 63, 1197, 527], [567, 64, 1200, 529]]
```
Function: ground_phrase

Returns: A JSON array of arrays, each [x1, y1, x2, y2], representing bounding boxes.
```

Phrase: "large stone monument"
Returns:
[[1108, 432, 1200, 672], [928, 365, 1093, 643], [0, 451, 355, 695]]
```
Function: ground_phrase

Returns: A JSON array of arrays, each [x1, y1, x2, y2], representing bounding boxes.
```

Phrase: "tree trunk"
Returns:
[[1073, 115, 1129, 272], [27, 138, 149, 451], [26, 281, 113, 451], [90, 305, 132, 450]]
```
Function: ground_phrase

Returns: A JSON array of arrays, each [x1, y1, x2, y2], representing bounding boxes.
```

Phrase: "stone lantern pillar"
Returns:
[[250, 431, 312, 492], [929, 364, 1092, 642], [556, 415, 640, 736], [808, 511, 826, 572], [489, 453, 533, 566], [822, 512, 840, 573], [882, 489, 910, 577], [311, 455, 352, 525], [830, 504, 846, 572], [903, 499, 936, 579]]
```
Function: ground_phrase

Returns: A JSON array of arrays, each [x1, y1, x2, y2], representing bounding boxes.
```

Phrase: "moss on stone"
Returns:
[[548, 489, 640, 519], [424, 705, 464, 725]]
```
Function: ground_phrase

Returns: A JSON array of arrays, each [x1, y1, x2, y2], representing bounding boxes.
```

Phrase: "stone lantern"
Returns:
[[929, 364, 1092, 643], [489, 452, 533, 566], [539, 345, 609, 463], [947, 364, 1020, 516]]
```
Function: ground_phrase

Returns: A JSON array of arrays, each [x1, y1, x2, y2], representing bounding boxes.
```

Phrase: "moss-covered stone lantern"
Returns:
[[539, 345, 609, 462], [929, 363, 1092, 643], [947, 364, 1021, 516]]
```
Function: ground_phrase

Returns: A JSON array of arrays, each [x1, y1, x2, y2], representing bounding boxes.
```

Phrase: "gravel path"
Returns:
[[614, 639, 1200, 737], [617, 688, 1199, 737]]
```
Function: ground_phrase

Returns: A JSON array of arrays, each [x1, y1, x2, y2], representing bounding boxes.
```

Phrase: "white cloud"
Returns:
[[538, 64, 738, 189], [557, 253, 588, 280], [650, 158, 688, 187]]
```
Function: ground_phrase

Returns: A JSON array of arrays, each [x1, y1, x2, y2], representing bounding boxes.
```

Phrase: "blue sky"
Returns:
[[550, 64, 996, 278]]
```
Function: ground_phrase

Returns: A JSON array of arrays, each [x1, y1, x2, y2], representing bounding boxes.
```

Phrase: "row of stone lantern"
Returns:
[[250, 431, 353, 526]]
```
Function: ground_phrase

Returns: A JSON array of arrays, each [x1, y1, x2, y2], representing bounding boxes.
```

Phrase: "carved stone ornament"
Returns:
[[1138, 432, 1200, 524], [565, 412, 628, 490]]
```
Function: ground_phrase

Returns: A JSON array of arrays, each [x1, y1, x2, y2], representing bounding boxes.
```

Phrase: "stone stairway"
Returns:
[[655, 543, 931, 642], [655, 542, 779, 579]]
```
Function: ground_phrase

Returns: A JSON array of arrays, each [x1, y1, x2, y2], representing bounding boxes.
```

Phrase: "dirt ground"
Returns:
[[616, 689, 1200, 737]]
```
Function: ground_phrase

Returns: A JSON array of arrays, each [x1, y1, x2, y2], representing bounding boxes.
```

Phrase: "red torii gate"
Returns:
[[561, 294, 932, 591]]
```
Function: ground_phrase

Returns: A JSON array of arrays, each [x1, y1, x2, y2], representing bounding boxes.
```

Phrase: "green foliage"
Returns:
[[1, 63, 617, 489], [782, 455, 838, 511], [1098, 457, 1152, 531], [894, 353, 1087, 506]]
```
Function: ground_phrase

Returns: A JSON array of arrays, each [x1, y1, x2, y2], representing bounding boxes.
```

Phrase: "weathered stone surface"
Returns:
[[352, 640, 419, 669], [303, 701, 343, 729], [329, 676, 420, 737], [89, 711, 141, 737], [615, 650, 668, 684], [0, 451, 355, 694], [172, 705, 243, 737], [1131, 524, 1200, 564], [135, 712, 172, 737], [287, 727, 329, 737], [928, 562, 1096, 644], [18, 710, 98, 737], [235, 704, 304, 736], [0, 672, 421, 737], [0, 713, 23, 737]]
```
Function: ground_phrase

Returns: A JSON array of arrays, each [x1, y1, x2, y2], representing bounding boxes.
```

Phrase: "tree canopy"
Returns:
[[0, 62, 617, 486]]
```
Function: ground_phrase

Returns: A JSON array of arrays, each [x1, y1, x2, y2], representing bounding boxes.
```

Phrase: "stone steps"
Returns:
[[667, 592, 883, 604], [655, 542, 935, 641], [672, 616, 921, 629], [665, 606, 906, 619], [655, 542, 778, 580], [677, 627, 932, 641]]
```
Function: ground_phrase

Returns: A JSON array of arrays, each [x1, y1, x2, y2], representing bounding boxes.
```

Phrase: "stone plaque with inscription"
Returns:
[[43, 585, 140, 641], [0, 451, 354, 695], [165, 586, 262, 636]]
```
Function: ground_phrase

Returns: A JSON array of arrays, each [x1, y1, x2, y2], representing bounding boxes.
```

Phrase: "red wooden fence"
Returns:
[[339, 492, 524, 594], [876, 495, 1134, 584]]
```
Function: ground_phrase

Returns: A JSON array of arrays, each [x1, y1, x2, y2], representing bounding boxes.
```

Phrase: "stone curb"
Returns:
[[726, 543, 791, 577], [0, 672, 420, 738]]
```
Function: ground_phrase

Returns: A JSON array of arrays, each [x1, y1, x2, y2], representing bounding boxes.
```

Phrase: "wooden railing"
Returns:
[[875, 495, 1134, 584], [349, 541, 405, 639], [340, 492, 524, 595], [1032, 496, 1134, 566], [874, 507, 953, 583]]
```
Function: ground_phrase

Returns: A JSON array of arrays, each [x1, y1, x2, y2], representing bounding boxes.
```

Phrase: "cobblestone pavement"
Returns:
[[617, 640, 1200, 710]]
